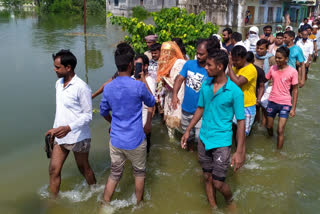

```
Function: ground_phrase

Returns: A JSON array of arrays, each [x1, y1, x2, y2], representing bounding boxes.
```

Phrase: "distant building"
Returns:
[[106, 0, 319, 26], [245, 0, 318, 25], [107, 0, 246, 27], [106, 0, 176, 15]]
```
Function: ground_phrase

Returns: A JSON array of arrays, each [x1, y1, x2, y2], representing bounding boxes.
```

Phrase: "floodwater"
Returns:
[[0, 11, 319, 214]]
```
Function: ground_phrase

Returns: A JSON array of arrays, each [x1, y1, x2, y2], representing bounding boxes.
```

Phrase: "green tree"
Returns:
[[2, 0, 24, 9], [108, 7, 218, 58]]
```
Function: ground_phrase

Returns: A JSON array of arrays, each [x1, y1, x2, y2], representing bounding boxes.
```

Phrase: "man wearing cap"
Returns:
[[144, 35, 158, 60], [273, 25, 283, 37], [285, 26, 293, 32], [244, 26, 260, 54]]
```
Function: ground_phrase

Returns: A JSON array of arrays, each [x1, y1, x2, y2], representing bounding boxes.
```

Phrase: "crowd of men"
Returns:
[[45, 19, 318, 210]]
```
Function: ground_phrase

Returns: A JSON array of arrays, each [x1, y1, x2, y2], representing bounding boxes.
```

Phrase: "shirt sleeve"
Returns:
[[100, 87, 111, 117], [179, 61, 189, 78], [233, 88, 245, 120], [310, 42, 314, 55], [265, 66, 273, 80], [69, 86, 92, 131], [291, 69, 299, 85], [197, 83, 205, 108], [296, 46, 305, 63], [239, 65, 256, 82], [140, 83, 155, 107]]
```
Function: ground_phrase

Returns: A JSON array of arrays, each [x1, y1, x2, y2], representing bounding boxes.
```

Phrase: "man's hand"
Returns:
[[306, 62, 310, 68], [48, 126, 71, 139], [144, 122, 152, 134], [228, 54, 233, 67], [299, 80, 305, 88], [256, 99, 261, 106], [171, 94, 180, 110], [139, 71, 146, 83], [289, 109, 296, 118], [231, 151, 245, 172], [180, 131, 190, 149], [45, 129, 55, 140]]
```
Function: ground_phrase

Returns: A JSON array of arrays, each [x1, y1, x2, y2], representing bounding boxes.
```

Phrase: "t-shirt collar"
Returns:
[[209, 76, 231, 93]]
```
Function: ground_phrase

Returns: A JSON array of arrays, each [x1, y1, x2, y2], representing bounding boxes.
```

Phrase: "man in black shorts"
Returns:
[[181, 50, 246, 208]]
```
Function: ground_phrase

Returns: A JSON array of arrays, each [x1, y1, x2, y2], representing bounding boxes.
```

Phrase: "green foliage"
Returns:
[[2, 0, 24, 9], [37, 0, 105, 14], [48, 0, 81, 13], [108, 7, 219, 58], [132, 6, 150, 21], [86, 0, 106, 15]]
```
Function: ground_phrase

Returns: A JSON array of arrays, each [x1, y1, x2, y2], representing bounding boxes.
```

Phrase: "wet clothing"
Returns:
[[233, 105, 256, 136], [54, 138, 91, 153], [198, 141, 231, 182], [109, 139, 147, 181], [181, 110, 202, 144], [266, 101, 292, 119], [244, 106, 256, 136], [198, 78, 245, 150], [54, 75, 92, 145], [180, 60, 212, 114], [100, 76, 155, 150]]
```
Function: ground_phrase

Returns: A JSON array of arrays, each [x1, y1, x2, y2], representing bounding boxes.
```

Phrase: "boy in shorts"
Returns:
[[181, 50, 246, 208], [228, 45, 257, 136], [265, 46, 298, 149]]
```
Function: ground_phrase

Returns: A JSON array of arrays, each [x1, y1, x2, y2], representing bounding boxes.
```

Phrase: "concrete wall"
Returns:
[[177, 0, 244, 26]]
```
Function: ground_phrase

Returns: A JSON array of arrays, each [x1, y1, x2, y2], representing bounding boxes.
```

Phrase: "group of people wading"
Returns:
[[45, 21, 315, 210]]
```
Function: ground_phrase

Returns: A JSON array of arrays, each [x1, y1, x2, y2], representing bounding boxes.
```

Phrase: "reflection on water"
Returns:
[[0, 12, 320, 214]]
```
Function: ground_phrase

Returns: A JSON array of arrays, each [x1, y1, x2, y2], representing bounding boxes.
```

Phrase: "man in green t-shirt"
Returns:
[[181, 50, 246, 208]]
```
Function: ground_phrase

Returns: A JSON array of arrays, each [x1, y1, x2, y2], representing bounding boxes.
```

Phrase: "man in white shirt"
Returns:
[[231, 32, 249, 51], [46, 50, 96, 197], [297, 30, 314, 80]]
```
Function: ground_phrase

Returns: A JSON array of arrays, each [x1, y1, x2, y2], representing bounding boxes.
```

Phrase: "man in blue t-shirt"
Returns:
[[283, 30, 306, 88], [100, 43, 155, 204], [172, 39, 212, 151], [181, 50, 246, 208]]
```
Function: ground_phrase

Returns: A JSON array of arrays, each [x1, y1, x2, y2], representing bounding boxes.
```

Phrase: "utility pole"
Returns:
[[84, 0, 87, 34]]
